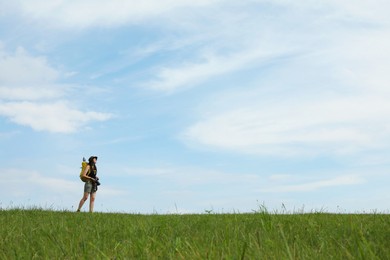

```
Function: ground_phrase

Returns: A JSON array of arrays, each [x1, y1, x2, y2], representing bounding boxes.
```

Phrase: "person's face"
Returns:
[[93, 158, 97, 163]]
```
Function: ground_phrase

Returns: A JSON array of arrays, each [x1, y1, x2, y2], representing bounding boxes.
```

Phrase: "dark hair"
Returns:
[[88, 156, 97, 163], [88, 156, 97, 177]]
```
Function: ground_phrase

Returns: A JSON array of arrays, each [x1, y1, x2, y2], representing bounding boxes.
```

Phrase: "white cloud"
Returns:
[[0, 47, 59, 86], [9, 0, 390, 30], [259, 175, 364, 193], [0, 46, 113, 133], [0, 86, 66, 101], [0, 168, 125, 211], [252, 0, 390, 24], [320, 0, 390, 25], [0, 169, 80, 195], [184, 94, 390, 156], [0, 101, 112, 133], [0, 46, 65, 100], [142, 0, 390, 94], [121, 166, 259, 186], [181, 7, 390, 157], [331, 31, 390, 94], [148, 47, 287, 93], [11, 0, 222, 29], [0, 46, 66, 100]]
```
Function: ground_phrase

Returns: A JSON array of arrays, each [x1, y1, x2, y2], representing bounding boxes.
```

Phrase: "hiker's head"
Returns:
[[88, 156, 98, 164]]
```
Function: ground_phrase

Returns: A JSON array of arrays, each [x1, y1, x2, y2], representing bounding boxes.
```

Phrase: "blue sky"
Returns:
[[1, 0, 390, 213]]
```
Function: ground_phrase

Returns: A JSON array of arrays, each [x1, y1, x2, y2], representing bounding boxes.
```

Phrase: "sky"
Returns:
[[1, 0, 390, 214]]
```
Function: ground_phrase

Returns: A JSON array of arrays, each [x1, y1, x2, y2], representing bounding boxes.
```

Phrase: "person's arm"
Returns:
[[82, 165, 95, 181]]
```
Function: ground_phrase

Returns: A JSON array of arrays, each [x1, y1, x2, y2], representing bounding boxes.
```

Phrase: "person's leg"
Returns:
[[78, 182, 93, 212], [77, 192, 89, 211], [89, 192, 96, 212]]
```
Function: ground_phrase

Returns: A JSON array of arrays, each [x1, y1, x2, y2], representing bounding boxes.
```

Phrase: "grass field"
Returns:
[[1, 208, 389, 259]]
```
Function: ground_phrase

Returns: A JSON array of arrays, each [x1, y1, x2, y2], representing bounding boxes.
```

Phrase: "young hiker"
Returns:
[[77, 156, 99, 212]]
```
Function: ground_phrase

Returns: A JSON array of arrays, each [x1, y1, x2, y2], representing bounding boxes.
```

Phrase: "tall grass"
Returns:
[[1, 208, 389, 259]]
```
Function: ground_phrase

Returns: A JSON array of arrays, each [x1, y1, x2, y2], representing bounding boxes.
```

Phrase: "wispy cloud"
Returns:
[[122, 166, 259, 186], [0, 168, 126, 209], [9, 0, 389, 30], [252, 0, 390, 24], [1, 0, 390, 213], [259, 175, 365, 193], [141, 0, 390, 95], [147, 47, 290, 93], [10, 0, 222, 29], [0, 169, 80, 195], [181, 3, 390, 157], [184, 94, 390, 156]]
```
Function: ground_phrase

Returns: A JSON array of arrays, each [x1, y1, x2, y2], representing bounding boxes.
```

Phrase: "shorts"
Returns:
[[84, 181, 97, 193]]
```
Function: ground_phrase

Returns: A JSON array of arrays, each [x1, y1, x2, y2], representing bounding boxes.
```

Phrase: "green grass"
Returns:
[[1, 208, 390, 259]]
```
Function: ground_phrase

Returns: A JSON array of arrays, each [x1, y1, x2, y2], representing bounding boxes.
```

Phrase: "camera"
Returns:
[[93, 178, 101, 186]]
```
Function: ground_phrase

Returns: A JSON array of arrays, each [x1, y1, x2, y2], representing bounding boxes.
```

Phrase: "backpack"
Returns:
[[79, 157, 90, 182]]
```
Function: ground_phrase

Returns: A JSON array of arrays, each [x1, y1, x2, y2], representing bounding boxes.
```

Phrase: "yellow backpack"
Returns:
[[79, 157, 90, 182]]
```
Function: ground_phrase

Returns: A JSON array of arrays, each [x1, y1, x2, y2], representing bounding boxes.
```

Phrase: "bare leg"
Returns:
[[89, 192, 96, 212], [77, 192, 89, 211]]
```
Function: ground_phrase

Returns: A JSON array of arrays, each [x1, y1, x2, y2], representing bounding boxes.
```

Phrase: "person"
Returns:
[[77, 156, 99, 212]]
